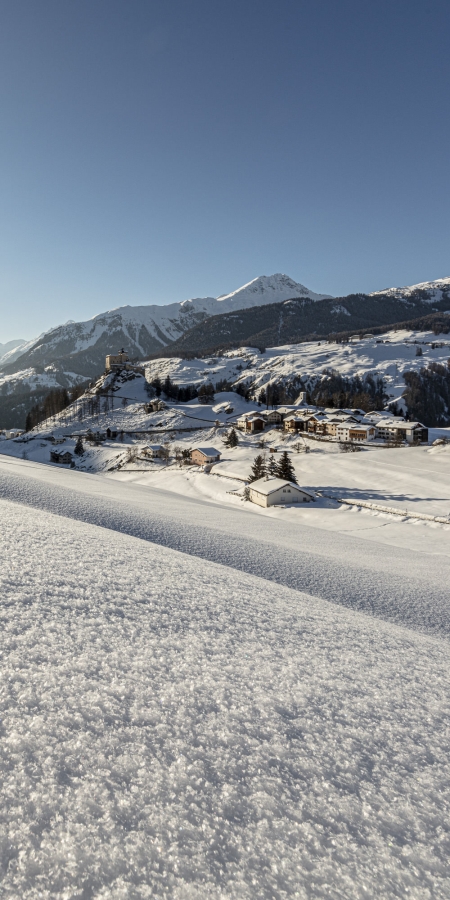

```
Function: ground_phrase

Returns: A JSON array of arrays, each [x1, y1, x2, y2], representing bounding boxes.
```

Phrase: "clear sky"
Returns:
[[1, 0, 449, 342]]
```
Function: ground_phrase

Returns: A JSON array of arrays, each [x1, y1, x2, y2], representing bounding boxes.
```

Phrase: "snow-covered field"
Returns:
[[0, 457, 450, 898], [145, 327, 450, 407]]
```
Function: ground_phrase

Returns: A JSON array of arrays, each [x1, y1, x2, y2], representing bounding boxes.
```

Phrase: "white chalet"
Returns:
[[336, 423, 376, 442], [145, 444, 165, 459], [249, 477, 315, 508]]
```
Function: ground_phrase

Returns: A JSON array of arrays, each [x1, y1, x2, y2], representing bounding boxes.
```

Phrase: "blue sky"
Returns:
[[1, 0, 449, 341]]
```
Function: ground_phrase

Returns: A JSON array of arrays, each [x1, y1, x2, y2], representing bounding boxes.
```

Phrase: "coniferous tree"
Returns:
[[249, 454, 266, 482], [74, 436, 84, 456], [267, 454, 277, 476], [152, 376, 162, 397], [224, 427, 238, 448], [275, 451, 297, 483]]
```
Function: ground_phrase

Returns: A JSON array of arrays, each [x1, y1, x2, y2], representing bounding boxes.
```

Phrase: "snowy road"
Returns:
[[0, 456, 449, 638]]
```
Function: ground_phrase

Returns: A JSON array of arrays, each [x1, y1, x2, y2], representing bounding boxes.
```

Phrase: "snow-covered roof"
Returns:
[[147, 444, 164, 451], [193, 447, 221, 457], [250, 477, 313, 497]]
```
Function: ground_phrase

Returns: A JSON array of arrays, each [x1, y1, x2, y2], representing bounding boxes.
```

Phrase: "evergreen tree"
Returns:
[[74, 436, 84, 456], [249, 454, 266, 482], [267, 455, 277, 476], [198, 383, 215, 404], [224, 427, 239, 448], [275, 451, 297, 483], [152, 376, 162, 397]]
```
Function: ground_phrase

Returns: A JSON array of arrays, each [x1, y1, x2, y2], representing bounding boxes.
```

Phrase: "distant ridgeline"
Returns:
[[150, 293, 450, 357]]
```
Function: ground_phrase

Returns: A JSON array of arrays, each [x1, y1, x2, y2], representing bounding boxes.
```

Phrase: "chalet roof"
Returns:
[[250, 477, 314, 498], [193, 447, 221, 457], [147, 444, 164, 451]]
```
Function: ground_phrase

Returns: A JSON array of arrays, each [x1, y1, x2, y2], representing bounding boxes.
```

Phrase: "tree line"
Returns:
[[402, 361, 450, 426], [25, 385, 86, 431]]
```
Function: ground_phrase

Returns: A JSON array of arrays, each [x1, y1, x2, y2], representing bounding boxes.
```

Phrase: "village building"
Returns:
[[375, 419, 428, 443], [50, 450, 74, 465], [145, 399, 166, 412], [236, 413, 266, 432], [144, 444, 166, 459], [191, 447, 222, 465], [275, 406, 299, 419], [336, 423, 376, 442], [283, 415, 309, 433], [249, 477, 315, 508], [264, 409, 283, 425], [244, 415, 266, 433], [5, 429, 25, 439]]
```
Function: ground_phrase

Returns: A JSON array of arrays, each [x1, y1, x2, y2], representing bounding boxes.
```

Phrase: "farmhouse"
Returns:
[[144, 444, 165, 459], [249, 477, 315, 508], [236, 414, 266, 433], [145, 399, 166, 412], [191, 447, 222, 465], [245, 416, 266, 433], [50, 450, 73, 465]]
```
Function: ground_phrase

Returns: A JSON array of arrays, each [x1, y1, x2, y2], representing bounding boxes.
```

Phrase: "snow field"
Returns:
[[1, 498, 450, 898]]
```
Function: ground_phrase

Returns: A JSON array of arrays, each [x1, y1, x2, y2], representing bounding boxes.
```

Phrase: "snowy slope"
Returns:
[[0, 465, 450, 897], [0, 338, 27, 365], [144, 325, 450, 408], [370, 275, 450, 304]]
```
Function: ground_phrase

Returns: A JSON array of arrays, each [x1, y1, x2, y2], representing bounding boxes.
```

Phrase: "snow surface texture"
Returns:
[[1, 494, 450, 899], [0, 458, 449, 640]]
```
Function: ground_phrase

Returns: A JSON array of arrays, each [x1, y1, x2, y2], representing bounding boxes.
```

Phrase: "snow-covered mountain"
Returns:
[[214, 274, 331, 307], [370, 276, 450, 304], [0, 274, 331, 379], [0, 339, 26, 365]]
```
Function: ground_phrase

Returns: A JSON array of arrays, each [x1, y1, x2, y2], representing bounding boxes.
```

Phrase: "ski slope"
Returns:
[[0, 458, 450, 898]]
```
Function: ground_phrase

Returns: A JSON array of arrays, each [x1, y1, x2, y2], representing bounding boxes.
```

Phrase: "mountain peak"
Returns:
[[216, 274, 332, 306]]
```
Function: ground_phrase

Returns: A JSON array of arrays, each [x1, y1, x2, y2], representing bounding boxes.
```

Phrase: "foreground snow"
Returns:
[[1, 489, 450, 898]]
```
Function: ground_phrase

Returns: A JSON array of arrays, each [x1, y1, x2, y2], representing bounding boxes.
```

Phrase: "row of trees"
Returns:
[[149, 375, 200, 403], [248, 451, 297, 484]]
